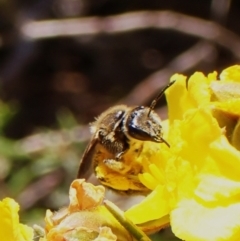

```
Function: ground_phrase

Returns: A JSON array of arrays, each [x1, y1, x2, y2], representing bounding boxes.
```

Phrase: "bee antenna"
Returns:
[[186, 78, 189, 90], [148, 80, 176, 116], [161, 137, 170, 148]]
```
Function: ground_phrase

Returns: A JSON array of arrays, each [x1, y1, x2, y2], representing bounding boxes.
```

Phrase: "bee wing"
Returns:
[[77, 136, 98, 179]]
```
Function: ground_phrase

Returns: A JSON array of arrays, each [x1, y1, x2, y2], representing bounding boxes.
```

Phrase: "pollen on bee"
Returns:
[[103, 159, 125, 171]]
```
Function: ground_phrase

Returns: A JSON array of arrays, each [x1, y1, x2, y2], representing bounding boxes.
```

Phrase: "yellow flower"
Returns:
[[42, 179, 137, 241], [0, 198, 34, 241], [125, 65, 240, 241]]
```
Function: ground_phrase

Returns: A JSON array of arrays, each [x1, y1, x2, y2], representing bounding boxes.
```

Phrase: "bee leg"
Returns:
[[103, 158, 131, 173], [116, 151, 124, 160]]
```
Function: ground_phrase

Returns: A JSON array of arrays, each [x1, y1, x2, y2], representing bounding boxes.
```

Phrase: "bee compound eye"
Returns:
[[128, 124, 152, 141]]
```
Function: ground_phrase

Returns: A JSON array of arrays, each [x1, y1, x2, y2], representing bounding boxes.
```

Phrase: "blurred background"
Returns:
[[0, 0, 239, 239]]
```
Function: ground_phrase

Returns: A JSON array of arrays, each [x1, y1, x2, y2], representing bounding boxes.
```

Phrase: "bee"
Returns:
[[77, 81, 175, 193]]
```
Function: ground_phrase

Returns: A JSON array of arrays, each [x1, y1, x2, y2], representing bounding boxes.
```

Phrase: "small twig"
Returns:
[[16, 168, 64, 210], [19, 125, 90, 154], [118, 41, 216, 106], [21, 10, 240, 58]]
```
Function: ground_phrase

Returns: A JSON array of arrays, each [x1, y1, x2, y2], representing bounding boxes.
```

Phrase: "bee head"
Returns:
[[124, 106, 168, 145], [123, 81, 176, 147]]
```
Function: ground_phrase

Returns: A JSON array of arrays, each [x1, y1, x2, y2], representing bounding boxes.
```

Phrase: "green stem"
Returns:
[[104, 200, 151, 241]]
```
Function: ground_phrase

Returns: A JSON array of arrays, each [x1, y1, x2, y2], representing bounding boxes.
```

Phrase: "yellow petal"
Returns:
[[209, 135, 240, 180], [195, 174, 240, 203], [94, 227, 117, 241], [220, 65, 240, 82], [139, 172, 158, 190], [213, 99, 240, 116], [210, 81, 240, 102], [0, 198, 33, 241], [167, 72, 211, 123], [187, 72, 211, 106], [125, 185, 170, 224], [167, 74, 192, 122], [69, 179, 105, 212], [137, 215, 170, 234], [169, 108, 222, 165], [207, 71, 217, 81], [171, 198, 240, 241]]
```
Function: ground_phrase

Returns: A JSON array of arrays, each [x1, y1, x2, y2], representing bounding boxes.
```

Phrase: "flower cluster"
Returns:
[[40, 179, 134, 241], [125, 65, 240, 241], [0, 179, 151, 241]]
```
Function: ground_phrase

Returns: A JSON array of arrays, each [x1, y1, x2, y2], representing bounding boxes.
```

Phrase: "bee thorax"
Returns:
[[98, 129, 129, 154]]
